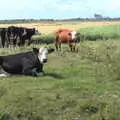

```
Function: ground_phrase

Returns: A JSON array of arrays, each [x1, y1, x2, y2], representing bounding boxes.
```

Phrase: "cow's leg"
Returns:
[[17, 36, 21, 47], [22, 58, 44, 76], [0, 73, 10, 77], [54, 41, 58, 51], [23, 67, 44, 76], [13, 39, 17, 48], [20, 38, 25, 46], [36, 64, 45, 76], [68, 40, 72, 52], [23, 68, 38, 76], [68, 41, 76, 52], [22, 39, 25, 46], [70, 44, 73, 52], [72, 40, 77, 52], [56, 38, 61, 51], [18, 35, 24, 47], [0, 67, 11, 77], [5, 35, 9, 48], [7, 35, 12, 48], [36, 63, 44, 73], [17, 35, 22, 47], [15, 36, 20, 48], [72, 45, 75, 52], [8, 38, 11, 48], [55, 42, 61, 51], [58, 41, 61, 51], [72, 43, 76, 52], [28, 38, 31, 46], [19, 37, 23, 47], [54, 36, 59, 51], [55, 43, 58, 51], [1, 37, 5, 48]]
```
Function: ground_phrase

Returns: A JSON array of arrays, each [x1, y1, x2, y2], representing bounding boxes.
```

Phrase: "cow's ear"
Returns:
[[48, 48, 55, 54], [33, 48, 39, 54]]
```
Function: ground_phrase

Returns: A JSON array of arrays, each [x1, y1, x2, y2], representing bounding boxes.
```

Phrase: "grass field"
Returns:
[[0, 21, 120, 120], [0, 21, 120, 34], [32, 23, 120, 43]]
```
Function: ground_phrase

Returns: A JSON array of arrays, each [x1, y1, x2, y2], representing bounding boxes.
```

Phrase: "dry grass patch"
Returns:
[[0, 21, 120, 34]]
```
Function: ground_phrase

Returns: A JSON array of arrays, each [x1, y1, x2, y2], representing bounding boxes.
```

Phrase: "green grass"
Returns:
[[32, 34, 55, 44], [77, 24, 120, 40], [0, 39, 120, 119]]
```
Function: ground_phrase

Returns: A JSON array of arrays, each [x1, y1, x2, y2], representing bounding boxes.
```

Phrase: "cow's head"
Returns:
[[35, 29, 41, 35], [7, 26, 16, 39], [70, 31, 77, 40], [33, 47, 54, 63], [33, 28, 41, 35]]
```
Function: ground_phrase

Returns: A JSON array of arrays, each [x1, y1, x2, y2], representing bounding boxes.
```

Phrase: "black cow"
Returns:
[[7, 26, 40, 47], [7, 26, 19, 48], [0, 46, 54, 77], [7, 26, 27, 47], [20, 27, 40, 46]]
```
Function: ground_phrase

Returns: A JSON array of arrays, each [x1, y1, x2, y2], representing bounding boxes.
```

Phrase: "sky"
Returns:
[[0, 0, 120, 20]]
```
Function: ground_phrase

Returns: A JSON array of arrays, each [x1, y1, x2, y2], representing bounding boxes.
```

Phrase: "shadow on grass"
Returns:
[[45, 72, 66, 79]]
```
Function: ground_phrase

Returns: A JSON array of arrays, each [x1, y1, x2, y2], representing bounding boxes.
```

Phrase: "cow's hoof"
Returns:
[[37, 72, 45, 76]]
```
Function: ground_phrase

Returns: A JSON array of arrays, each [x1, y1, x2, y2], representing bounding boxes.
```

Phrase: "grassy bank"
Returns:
[[78, 24, 120, 41], [32, 24, 120, 44], [0, 40, 120, 119]]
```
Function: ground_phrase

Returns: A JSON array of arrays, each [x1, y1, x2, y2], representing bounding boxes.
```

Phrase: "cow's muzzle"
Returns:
[[42, 59, 48, 63]]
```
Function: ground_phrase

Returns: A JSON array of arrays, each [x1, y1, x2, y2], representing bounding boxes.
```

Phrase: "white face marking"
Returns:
[[22, 29, 27, 36], [35, 30, 41, 35], [38, 47, 48, 63], [70, 31, 77, 40]]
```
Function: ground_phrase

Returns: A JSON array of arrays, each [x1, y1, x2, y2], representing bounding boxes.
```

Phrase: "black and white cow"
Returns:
[[0, 26, 40, 48], [7, 26, 40, 47], [20, 27, 40, 46], [0, 46, 54, 77], [7, 26, 19, 47]]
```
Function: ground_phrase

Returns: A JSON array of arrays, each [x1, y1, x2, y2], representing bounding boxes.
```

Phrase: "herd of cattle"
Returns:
[[0, 26, 79, 52], [0, 26, 40, 48], [0, 26, 80, 77]]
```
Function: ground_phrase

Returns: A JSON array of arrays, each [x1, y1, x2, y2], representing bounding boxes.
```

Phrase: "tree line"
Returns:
[[0, 14, 120, 24]]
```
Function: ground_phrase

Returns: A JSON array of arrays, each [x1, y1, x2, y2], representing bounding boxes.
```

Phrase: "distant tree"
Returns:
[[94, 14, 103, 19]]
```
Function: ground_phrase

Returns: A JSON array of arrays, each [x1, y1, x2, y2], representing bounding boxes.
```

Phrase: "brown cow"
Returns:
[[54, 29, 77, 52]]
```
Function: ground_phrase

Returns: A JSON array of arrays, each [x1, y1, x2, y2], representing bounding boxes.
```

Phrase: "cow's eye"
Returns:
[[68, 33, 71, 36]]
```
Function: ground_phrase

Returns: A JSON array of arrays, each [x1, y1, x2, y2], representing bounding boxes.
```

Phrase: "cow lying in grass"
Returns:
[[0, 47, 54, 77]]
